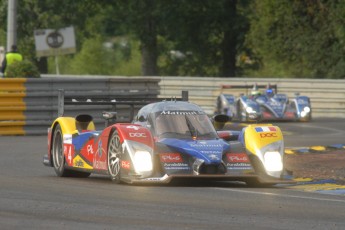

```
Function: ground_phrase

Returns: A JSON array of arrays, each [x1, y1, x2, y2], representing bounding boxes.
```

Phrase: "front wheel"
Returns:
[[108, 130, 122, 183], [52, 124, 73, 177]]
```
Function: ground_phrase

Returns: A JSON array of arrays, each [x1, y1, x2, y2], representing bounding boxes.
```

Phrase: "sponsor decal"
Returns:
[[255, 126, 277, 132], [160, 110, 204, 115], [190, 143, 223, 148], [73, 155, 93, 169], [121, 160, 130, 169], [284, 112, 295, 118], [260, 133, 278, 138], [226, 153, 249, 163], [263, 112, 273, 118], [129, 133, 147, 138], [226, 162, 252, 170], [75, 159, 84, 167], [126, 125, 140, 131], [208, 154, 219, 160], [64, 144, 74, 165], [87, 144, 94, 155], [63, 134, 72, 144], [164, 162, 190, 170], [98, 140, 103, 157], [160, 153, 183, 163], [94, 159, 107, 170]]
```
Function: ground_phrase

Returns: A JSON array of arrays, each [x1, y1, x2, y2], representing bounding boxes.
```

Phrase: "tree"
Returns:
[[246, 0, 345, 78]]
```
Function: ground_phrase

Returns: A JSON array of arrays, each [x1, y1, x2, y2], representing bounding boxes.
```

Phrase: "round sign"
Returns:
[[46, 31, 64, 48]]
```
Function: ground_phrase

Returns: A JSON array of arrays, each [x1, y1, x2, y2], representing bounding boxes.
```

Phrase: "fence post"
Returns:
[[58, 89, 64, 117]]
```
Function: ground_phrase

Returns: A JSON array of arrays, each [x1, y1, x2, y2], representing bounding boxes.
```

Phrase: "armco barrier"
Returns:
[[0, 77, 160, 135], [1, 75, 344, 135]]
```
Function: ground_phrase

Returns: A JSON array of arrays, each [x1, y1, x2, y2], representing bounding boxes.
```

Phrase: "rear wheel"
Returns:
[[52, 124, 90, 178], [108, 130, 122, 183], [52, 124, 73, 177]]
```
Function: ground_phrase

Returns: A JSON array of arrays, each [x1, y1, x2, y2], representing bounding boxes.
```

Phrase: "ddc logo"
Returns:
[[260, 133, 277, 138], [129, 133, 146, 138]]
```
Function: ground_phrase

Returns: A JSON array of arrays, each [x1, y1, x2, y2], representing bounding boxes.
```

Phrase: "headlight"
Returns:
[[263, 151, 283, 172], [246, 107, 254, 113], [304, 107, 311, 113], [133, 150, 153, 173], [301, 107, 311, 117]]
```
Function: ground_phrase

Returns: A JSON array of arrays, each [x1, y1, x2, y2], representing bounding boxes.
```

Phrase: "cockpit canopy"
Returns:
[[134, 101, 218, 140]]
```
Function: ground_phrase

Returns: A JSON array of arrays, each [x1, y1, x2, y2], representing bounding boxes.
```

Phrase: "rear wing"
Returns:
[[220, 84, 278, 95], [57, 89, 189, 122]]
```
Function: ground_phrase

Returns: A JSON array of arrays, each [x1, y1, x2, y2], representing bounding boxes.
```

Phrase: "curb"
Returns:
[[285, 144, 345, 155]]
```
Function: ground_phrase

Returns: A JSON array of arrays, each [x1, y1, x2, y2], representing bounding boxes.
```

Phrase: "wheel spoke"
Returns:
[[108, 134, 121, 177]]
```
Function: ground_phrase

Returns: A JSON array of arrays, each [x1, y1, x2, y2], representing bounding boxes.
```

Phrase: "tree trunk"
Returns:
[[220, 0, 237, 77], [140, 1, 158, 76], [141, 39, 158, 76]]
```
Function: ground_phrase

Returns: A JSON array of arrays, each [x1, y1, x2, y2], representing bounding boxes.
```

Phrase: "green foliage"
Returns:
[[5, 60, 40, 78], [2, 0, 345, 78], [246, 0, 345, 78], [51, 36, 141, 76]]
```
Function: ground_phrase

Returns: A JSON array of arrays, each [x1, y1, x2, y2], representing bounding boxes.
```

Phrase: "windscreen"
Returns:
[[151, 111, 218, 139]]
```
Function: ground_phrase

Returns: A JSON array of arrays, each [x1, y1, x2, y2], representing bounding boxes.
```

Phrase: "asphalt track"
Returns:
[[1, 118, 345, 229]]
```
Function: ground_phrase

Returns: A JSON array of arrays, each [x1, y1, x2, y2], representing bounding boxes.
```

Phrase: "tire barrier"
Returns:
[[0, 77, 160, 135]]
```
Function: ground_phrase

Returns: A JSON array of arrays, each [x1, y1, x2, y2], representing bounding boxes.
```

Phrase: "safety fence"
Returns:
[[0, 77, 159, 135]]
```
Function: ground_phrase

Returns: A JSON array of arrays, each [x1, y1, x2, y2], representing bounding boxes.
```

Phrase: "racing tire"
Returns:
[[108, 130, 122, 184], [52, 124, 73, 177], [52, 124, 91, 178]]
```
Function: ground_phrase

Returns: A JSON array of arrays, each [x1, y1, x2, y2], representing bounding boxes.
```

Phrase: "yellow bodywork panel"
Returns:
[[52, 117, 96, 135], [244, 124, 283, 155], [73, 155, 93, 169]]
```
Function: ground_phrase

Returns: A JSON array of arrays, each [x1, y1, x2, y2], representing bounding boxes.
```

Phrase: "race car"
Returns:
[[214, 84, 312, 122], [43, 92, 291, 186]]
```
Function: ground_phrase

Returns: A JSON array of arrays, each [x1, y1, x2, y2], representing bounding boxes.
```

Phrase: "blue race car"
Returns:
[[215, 84, 312, 122]]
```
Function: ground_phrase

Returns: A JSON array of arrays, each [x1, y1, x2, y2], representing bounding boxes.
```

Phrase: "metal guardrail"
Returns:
[[1, 75, 344, 135], [0, 77, 160, 135]]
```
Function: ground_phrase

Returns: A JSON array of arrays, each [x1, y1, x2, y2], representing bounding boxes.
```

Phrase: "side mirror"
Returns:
[[102, 111, 117, 127]]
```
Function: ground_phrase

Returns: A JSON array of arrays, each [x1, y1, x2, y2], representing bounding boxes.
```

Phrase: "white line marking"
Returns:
[[214, 188, 345, 203]]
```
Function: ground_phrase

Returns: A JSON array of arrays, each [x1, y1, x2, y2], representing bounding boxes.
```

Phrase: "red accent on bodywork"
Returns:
[[262, 112, 273, 118], [226, 153, 249, 163], [284, 112, 295, 118], [217, 131, 231, 140], [115, 124, 154, 149], [121, 160, 130, 169], [64, 144, 74, 166], [80, 139, 95, 163], [160, 153, 183, 163], [47, 128, 52, 162]]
